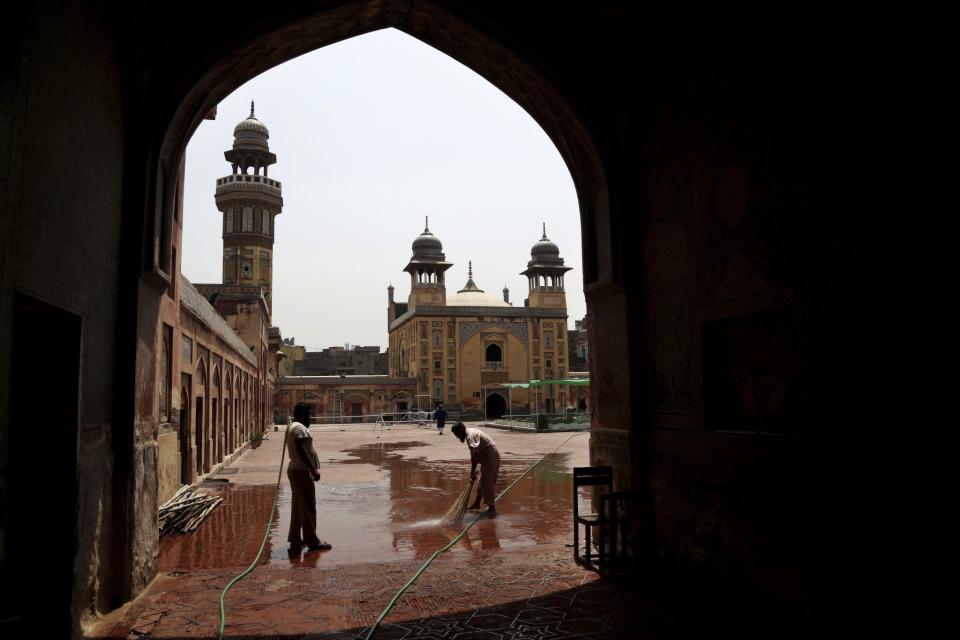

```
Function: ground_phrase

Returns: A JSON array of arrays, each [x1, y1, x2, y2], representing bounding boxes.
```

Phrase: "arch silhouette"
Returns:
[[152, 4, 610, 287], [485, 392, 507, 419], [485, 343, 502, 362]]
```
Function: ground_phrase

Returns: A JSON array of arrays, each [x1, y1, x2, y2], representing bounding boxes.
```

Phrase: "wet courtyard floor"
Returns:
[[90, 425, 677, 639], [160, 434, 586, 571]]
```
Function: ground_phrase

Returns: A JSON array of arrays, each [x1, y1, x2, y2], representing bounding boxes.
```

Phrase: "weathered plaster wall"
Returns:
[[156, 432, 181, 506], [0, 1, 125, 633]]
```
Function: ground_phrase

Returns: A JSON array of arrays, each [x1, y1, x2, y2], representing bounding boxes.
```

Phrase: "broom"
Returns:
[[439, 477, 476, 527]]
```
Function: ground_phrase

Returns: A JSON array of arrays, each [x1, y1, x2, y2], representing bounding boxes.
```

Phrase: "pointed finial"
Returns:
[[424, 215, 430, 233], [541, 222, 548, 240], [250, 100, 255, 118], [468, 260, 473, 278]]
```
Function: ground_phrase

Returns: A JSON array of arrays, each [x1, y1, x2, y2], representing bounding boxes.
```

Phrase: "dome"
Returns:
[[232, 102, 269, 149], [529, 224, 563, 264], [448, 290, 511, 307], [411, 217, 445, 260], [450, 261, 509, 306], [234, 116, 269, 139]]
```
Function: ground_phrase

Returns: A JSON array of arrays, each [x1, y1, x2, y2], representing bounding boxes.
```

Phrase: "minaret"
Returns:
[[521, 223, 572, 308], [214, 101, 283, 314], [403, 217, 452, 308]]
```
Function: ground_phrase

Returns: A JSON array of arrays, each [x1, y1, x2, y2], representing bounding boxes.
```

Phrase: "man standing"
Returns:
[[450, 422, 500, 514], [434, 402, 448, 435], [286, 403, 331, 554]]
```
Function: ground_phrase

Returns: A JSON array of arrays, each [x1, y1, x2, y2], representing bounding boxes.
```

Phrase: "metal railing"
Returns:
[[490, 411, 591, 430], [286, 409, 483, 426], [484, 361, 504, 369]]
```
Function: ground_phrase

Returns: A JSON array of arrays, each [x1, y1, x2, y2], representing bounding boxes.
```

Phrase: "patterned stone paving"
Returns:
[[88, 430, 677, 639], [89, 545, 675, 639]]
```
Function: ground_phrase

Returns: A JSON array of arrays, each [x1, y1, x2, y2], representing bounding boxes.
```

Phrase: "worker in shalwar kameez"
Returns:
[[451, 422, 501, 514], [285, 403, 331, 555]]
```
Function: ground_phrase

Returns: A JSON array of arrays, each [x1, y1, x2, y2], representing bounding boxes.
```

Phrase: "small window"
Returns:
[[242, 207, 253, 232], [262, 210, 270, 234], [226, 209, 234, 233]]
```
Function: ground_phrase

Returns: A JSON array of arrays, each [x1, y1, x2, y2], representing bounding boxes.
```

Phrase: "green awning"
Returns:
[[499, 378, 589, 389]]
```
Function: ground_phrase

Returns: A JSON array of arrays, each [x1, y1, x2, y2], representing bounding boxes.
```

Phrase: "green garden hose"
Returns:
[[363, 431, 586, 639], [217, 424, 290, 639]]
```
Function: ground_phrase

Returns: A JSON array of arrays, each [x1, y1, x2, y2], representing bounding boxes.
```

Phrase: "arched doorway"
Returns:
[[484, 343, 502, 365], [139, 2, 612, 620], [195, 397, 204, 474], [485, 392, 507, 419], [179, 387, 191, 484]]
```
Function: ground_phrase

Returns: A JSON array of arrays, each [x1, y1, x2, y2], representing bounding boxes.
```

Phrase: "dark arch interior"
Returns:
[[485, 392, 507, 419]]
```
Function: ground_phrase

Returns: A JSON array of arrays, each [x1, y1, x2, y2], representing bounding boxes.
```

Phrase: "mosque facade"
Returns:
[[388, 220, 577, 417]]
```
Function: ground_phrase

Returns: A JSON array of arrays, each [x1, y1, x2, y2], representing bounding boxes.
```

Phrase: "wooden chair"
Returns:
[[573, 466, 613, 570], [597, 490, 644, 576]]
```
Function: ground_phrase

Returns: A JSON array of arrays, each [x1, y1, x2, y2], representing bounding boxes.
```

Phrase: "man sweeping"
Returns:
[[450, 422, 500, 514]]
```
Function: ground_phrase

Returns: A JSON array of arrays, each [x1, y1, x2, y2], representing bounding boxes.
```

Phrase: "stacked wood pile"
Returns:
[[159, 486, 223, 536]]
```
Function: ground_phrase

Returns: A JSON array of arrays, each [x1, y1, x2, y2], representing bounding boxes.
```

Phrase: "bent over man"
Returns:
[[286, 403, 332, 554], [451, 422, 501, 514]]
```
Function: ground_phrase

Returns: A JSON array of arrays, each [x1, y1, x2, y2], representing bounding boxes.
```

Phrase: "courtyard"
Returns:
[[90, 424, 675, 639]]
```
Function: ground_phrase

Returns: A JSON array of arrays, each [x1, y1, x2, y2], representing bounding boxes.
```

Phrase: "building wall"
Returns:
[[291, 345, 389, 375], [390, 311, 576, 412], [276, 376, 416, 421], [177, 287, 263, 487]]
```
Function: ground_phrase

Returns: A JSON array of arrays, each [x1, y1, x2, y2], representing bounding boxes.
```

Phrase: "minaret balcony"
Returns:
[[530, 285, 565, 292], [216, 174, 283, 197]]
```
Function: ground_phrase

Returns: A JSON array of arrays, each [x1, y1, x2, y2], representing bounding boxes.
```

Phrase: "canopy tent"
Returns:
[[484, 378, 591, 422], [501, 378, 590, 389]]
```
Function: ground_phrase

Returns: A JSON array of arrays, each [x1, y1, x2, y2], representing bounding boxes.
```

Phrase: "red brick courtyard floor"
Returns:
[[89, 425, 677, 639]]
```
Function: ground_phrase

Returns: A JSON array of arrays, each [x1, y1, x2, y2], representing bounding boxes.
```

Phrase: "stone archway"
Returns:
[[2, 2, 871, 629], [179, 387, 191, 484], [485, 392, 507, 419]]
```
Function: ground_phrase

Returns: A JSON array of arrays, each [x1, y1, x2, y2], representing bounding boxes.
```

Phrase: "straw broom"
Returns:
[[439, 477, 476, 527]]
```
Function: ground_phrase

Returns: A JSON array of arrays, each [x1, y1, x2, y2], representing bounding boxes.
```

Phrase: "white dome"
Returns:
[[447, 290, 511, 307]]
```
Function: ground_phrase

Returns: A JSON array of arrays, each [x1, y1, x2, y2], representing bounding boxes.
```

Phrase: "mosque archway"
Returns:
[[485, 392, 507, 419]]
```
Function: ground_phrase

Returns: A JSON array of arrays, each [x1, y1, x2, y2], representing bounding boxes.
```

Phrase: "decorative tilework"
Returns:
[[459, 322, 529, 348]]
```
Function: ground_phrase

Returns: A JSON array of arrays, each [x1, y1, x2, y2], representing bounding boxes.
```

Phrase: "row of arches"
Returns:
[[527, 274, 565, 290], [177, 354, 270, 482]]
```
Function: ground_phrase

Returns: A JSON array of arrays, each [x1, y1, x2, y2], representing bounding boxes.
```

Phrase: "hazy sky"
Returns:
[[182, 29, 584, 351]]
